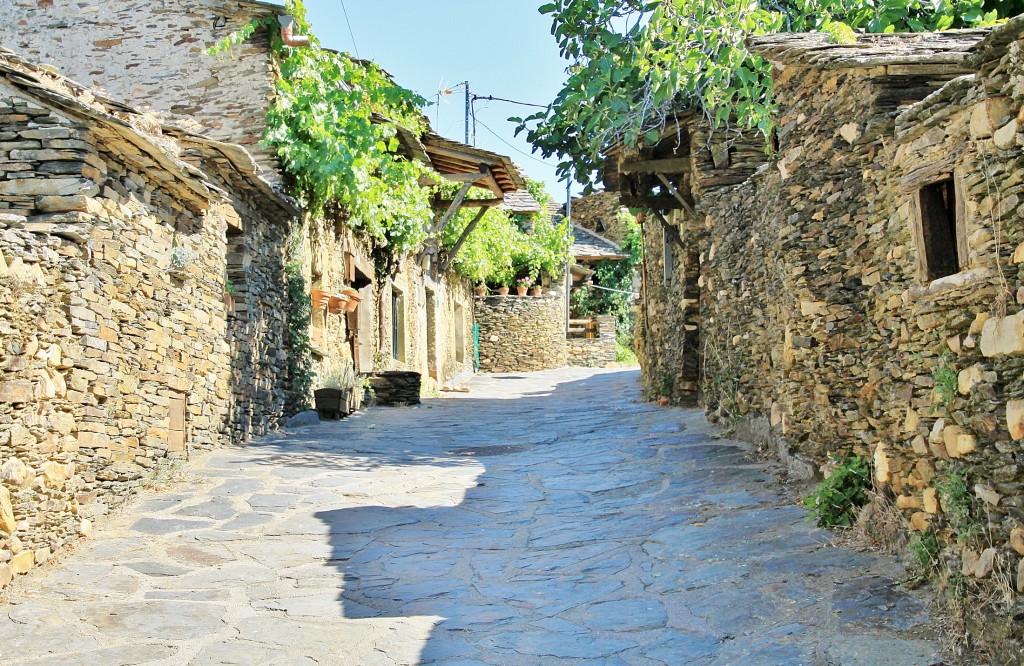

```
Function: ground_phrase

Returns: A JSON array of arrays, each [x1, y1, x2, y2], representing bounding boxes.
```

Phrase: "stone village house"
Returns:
[[606, 18, 1024, 657], [0, 0, 530, 587]]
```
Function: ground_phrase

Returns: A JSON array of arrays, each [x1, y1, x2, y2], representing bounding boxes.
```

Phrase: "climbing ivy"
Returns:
[[209, 0, 433, 271], [519, 0, 1012, 186], [284, 258, 315, 414]]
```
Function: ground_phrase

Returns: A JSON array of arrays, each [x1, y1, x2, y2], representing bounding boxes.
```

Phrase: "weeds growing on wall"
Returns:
[[932, 353, 958, 412], [804, 455, 870, 528], [936, 466, 984, 546]]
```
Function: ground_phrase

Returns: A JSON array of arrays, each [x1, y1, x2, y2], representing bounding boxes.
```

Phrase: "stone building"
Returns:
[[608, 18, 1024, 657], [0, 47, 296, 586], [0, 0, 524, 396], [0, 0, 530, 587]]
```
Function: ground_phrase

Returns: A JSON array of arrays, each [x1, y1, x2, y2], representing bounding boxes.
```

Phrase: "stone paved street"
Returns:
[[0, 368, 942, 665]]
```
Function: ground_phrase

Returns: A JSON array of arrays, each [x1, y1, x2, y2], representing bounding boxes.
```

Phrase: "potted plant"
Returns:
[[474, 284, 486, 297], [314, 362, 361, 419], [516, 276, 532, 297]]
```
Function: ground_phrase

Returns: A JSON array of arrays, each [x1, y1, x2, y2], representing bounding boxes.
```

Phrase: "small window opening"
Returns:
[[918, 178, 960, 281]]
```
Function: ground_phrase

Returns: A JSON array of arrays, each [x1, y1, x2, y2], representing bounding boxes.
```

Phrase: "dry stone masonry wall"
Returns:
[[566, 315, 617, 368], [475, 293, 567, 373], [637, 22, 1024, 658], [0, 50, 299, 589], [0, 0, 284, 180]]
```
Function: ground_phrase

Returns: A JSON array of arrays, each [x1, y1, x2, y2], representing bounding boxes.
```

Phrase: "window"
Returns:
[[916, 177, 965, 281], [391, 287, 405, 362]]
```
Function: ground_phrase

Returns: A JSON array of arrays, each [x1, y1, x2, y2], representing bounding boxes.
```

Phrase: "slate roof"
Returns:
[[572, 224, 627, 261], [749, 30, 988, 70], [0, 47, 298, 217], [501, 189, 542, 214]]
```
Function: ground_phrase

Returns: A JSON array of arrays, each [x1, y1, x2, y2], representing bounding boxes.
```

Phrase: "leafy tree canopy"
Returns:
[[518, 0, 1019, 187]]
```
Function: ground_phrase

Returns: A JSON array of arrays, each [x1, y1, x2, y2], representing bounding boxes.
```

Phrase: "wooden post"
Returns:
[[438, 205, 491, 274]]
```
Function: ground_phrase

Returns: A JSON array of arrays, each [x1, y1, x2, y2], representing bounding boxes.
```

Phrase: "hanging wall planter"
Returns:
[[342, 287, 361, 312], [310, 288, 330, 310], [328, 295, 347, 315]]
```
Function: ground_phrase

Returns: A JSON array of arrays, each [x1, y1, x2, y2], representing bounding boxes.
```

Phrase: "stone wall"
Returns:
[[0, 0, 284, 180], [0, 81, 235, 587], [566, 315, 617, 368], [475, 293, 567, 373], [635, 24, 1024, 658], [0, 51, 299, 589], [300, 216, 476, 400], [571, 191, 630, 244]]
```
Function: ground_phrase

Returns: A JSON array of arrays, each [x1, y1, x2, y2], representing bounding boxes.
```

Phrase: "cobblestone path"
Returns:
[[1, 368, 942, 665]]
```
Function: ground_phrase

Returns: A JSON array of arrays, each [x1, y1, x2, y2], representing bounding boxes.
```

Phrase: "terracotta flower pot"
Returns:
[[497, 286, 510, 296], [310, 288, 330, 310], [474, 285, 486, 297], [223, 291, 235, 311], [529, 287, 542, 296], [328, 295, 346, 315], [516, 285, 529, 296]]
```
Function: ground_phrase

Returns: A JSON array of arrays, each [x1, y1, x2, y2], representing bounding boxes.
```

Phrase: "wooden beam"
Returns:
[[618, 195, 687, 209], [651, 210, 685, 250], [425, 143, 501, 167], [656, 173, 697, 218], [441, 169, 489, 183], [431, 198, 503, 209], [429, 180, 474, 235], [619, 157, 690, 175], [438, 205, 491, 274]]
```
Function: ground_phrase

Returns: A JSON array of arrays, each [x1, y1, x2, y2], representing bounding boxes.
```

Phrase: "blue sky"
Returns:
[[303, 1, 580, 201]]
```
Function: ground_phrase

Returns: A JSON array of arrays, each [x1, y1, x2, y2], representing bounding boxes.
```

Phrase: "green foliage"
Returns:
[[521, 0, 1013, 185], [616, 340, 639, 365], [284, 259, 315, 414], [936, 466, 983, 545], [804, 455, 870, 528], [441, 180, 572, 287], [932, 354, 958, 411], [570, 212, 640, 347], [209, 0, 432, 272]]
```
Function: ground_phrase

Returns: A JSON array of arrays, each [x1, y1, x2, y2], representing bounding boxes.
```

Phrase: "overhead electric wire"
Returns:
[[471, 95, 549, 110], [475, 118, 554, 167], [338, 0, 361, 58]]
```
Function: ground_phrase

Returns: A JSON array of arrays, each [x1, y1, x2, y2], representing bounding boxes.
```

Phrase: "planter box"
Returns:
[[314, 388, 351, 420]]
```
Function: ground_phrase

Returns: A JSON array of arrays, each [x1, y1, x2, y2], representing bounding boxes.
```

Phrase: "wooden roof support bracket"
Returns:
[[429, 178, 475, 236], [651, 210, 685, 250], [437, 204, 492, 275], [655, 173, 697, 219]]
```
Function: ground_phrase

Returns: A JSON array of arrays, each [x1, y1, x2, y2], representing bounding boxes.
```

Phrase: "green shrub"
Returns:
[[804, 455, 870, 528]]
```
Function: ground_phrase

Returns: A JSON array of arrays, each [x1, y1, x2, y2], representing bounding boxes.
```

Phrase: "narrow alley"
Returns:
[[1, 369, 941, 665]]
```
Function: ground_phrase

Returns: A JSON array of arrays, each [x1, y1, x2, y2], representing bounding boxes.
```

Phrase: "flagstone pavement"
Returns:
[[0, 368, 942, 665]]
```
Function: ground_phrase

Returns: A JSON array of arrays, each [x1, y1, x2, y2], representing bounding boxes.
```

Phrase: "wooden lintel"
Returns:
[[619, 157, 690, 175], [618, 195, 688, 210]]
